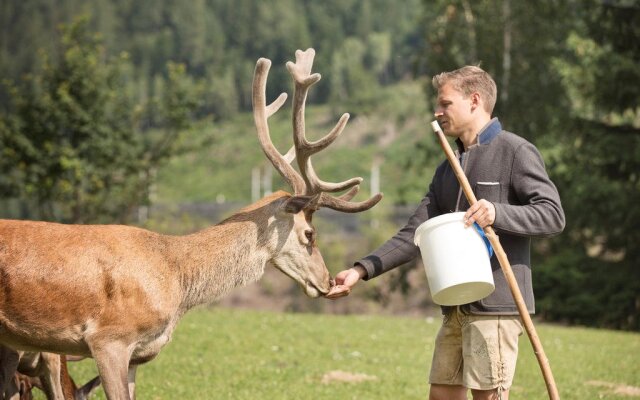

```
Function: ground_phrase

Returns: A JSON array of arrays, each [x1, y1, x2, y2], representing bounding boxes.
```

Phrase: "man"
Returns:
[[326, 66, 565, 400]]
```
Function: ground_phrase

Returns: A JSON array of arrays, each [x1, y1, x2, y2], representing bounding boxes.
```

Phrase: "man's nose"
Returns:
[[434, 111, 444, 118]]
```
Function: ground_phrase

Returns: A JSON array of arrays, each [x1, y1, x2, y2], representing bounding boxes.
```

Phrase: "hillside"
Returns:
[[153, 80, 440, 207]]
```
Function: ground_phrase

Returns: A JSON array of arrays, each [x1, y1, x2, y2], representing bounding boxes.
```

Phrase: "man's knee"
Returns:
[[471, 388, 509, 400], [429, 383, 467, 400]]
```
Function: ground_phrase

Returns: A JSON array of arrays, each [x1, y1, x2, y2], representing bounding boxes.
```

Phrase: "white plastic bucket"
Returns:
[[413, 212, 494, 306]]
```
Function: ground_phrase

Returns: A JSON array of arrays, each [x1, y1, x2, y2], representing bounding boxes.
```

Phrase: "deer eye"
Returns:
[[304, 229, 315, 244]]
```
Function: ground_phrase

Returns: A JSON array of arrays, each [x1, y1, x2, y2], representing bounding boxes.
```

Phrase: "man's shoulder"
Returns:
[[493, 131, 547, 168], [496, 130, 527, 144], [494, 130, 535, 150]]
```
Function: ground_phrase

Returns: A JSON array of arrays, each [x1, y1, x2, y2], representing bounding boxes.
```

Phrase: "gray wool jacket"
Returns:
[[355, 118, 565, 315]]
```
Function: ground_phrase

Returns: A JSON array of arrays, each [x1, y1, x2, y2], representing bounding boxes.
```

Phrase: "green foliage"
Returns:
[[329, 37, 381, 115], [1, 18, 139, 221], [421, 0, 573, 139], [54, 308, 640, 399], [535, 249, 640, 329], [0, 17, 198, 223], [0, 0, 422, 117], [540, 1, 640, 330]]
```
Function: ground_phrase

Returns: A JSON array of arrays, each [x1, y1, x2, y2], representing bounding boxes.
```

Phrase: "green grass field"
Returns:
[[59, 308, 639, 399]]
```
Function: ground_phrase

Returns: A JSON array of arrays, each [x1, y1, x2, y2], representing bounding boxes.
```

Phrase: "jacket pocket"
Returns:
[[480, 263, 532, 310], [474, 181, 501, 203]]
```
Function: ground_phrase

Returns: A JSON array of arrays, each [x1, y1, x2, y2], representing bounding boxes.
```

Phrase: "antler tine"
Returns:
[[283, 48, 383, 211], [266, 92, 288, 118], [302, 158, 363, 193], [338, 185, 360, 202], [253, 58, 306, 195], [297, 112, 350, 156], [286, 49, 349, 156], [283, 146, 296, 164], [317, 192, 384, 213], [286, 49, 357, 193]]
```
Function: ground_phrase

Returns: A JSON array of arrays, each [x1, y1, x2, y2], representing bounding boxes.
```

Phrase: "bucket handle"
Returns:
[[473, 223, 494, 258]]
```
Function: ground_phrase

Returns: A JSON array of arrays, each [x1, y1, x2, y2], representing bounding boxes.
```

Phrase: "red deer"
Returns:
[[0, 48, 382, 400], [1, 349, 100, 400], [5, 372, 32, 400]]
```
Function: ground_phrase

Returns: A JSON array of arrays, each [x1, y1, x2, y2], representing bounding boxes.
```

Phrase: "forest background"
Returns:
[[0, 0, 638, 331]]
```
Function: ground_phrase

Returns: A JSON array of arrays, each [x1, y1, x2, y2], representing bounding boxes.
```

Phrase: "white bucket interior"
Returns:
[[414, 212, 494, 306]]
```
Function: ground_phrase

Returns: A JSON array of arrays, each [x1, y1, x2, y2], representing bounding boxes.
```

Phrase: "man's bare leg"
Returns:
[[429, 383, 468, 400], [471, 388, 509, 399]]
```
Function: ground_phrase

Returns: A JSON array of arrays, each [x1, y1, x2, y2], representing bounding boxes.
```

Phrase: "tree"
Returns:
[[536, 0, 640, 330], [329, 37, 380, 116], [0, 17, 198, 223], [421, 0, 574, 140]]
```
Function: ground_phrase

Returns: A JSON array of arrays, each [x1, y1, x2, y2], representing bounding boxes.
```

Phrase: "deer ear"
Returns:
[[282, 195, 318, 214]]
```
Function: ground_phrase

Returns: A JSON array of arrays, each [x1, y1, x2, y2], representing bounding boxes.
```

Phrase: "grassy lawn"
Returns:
[[60, 308, 639, 399]]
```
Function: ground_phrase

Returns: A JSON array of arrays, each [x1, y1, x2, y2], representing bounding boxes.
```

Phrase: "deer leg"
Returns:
[[127, 365, 137, 400], [58, 355, 76, 400], [0, 345, 20, 397], [63, 355, 101, 400], [5, 374, 20, 400], [91, 344, 131, 400], [3, 374, 20, 400], [75, 376, 101, 400], [39, 352, 65, 400]]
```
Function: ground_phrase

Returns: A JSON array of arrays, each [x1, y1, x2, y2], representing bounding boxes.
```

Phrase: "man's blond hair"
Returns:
[[432, 66, 497, 114]]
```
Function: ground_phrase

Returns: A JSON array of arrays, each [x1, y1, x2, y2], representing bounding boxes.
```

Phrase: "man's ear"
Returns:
[[281, 195, 318, 214], [470, 92, 482, 110]]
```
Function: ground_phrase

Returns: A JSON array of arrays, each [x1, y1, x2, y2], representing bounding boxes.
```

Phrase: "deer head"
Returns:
[[253, 48, 382, 297]]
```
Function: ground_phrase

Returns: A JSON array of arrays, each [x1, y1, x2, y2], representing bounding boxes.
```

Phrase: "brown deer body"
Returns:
[[0, 192, 329, 399], [0, 49, 381, 400]]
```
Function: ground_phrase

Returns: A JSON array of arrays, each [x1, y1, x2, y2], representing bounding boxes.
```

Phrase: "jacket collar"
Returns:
[[455, 117, 502, 153]]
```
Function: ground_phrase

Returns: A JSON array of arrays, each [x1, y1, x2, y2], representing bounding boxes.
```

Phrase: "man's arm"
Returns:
[[492, 141, 565, 236], [356, 185, 441, 280], [326, 188, 441, 299]]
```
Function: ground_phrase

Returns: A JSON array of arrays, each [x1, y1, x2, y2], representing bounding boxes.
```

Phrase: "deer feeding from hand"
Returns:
[[0, 48, 382, 400]]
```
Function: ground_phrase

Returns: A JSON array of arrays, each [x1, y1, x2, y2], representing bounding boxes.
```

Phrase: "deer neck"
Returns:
[[175, 193, 287, 310]]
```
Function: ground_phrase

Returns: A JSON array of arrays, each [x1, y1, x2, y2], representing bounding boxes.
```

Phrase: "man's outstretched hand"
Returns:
[[325, 266, 367, 299]]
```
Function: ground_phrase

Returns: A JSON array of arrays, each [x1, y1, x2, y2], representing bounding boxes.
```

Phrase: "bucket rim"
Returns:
[[414, 212, 466, 245]]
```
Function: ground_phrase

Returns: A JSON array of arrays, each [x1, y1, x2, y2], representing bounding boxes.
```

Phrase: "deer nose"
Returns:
[[304, 229, 315, 244]]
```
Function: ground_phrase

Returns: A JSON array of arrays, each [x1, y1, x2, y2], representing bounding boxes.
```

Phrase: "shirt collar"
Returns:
[[478, 117, 502, 145], [455, 117, 502, 153]]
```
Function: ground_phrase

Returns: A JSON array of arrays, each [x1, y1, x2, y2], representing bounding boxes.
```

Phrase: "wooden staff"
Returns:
[[430, 121, 560, 400]]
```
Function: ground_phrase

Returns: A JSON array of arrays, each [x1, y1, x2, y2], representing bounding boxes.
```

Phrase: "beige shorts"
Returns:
[[429, 307, 523, 391]]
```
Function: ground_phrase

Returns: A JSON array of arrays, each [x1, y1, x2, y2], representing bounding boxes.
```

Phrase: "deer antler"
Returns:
[[252, 48, 382, 213], [253, 58, 305, 195]]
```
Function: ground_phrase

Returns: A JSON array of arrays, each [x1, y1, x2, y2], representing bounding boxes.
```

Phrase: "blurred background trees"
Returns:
[[0, 17, 201, 223], [535, 2, 640, 330], [0, 0, 637, 330]]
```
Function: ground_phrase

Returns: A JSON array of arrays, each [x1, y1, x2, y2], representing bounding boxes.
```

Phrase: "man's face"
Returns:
[[434, 83, 474, 137]]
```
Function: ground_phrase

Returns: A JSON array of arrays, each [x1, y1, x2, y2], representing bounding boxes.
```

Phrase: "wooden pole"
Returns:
[[430, 121, 560, 400]]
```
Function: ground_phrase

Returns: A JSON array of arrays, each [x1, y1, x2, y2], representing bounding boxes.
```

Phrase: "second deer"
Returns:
[[0, 348, 100, 400]]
